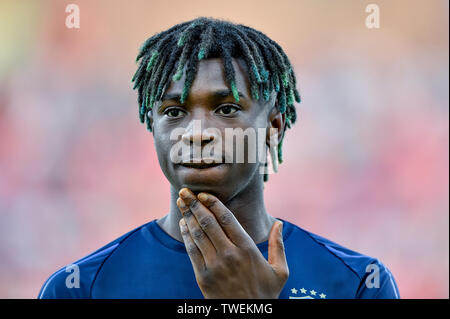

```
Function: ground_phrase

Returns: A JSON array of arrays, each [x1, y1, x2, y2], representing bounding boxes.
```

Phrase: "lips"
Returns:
[[178, 157, 225, 169], [179, 162, 223, 169]]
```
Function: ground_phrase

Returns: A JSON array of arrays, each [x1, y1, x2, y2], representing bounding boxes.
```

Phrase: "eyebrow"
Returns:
[[161, 89, 246, 103]]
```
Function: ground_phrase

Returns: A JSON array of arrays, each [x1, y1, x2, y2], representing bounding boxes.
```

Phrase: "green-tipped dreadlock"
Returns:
[[131, 17, 302, 182]]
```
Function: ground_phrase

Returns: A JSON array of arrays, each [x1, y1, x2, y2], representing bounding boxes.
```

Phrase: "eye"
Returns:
[[216, 105, 240, 116], [164, 108, 185, 118]]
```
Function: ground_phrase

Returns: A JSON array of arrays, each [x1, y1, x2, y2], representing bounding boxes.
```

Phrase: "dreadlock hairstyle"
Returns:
[[131, 17, 301, 182]]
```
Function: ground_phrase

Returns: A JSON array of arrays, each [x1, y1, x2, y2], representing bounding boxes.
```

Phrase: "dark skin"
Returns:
[[147, 57, 289, 298]]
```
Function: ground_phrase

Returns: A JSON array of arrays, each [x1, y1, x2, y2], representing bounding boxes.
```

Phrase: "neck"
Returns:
[[157, 172, 277, 245]]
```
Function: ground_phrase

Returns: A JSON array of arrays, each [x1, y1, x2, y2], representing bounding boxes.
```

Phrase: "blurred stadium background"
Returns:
[[0, 0, 448, 298]]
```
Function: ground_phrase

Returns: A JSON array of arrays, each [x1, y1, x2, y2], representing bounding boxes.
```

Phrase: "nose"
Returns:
[[181, 119, 219, 147]]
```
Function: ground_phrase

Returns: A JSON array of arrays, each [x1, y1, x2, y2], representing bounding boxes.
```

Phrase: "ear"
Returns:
[[147, 109, 154, 134], [266, 104, 286, 147]]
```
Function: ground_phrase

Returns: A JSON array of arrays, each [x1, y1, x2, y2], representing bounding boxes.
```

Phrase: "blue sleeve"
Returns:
[[38, 222, 147, 299], [356, 260, 400, 299], [38, 243, 119, 299], [38, 266, 88, 299]]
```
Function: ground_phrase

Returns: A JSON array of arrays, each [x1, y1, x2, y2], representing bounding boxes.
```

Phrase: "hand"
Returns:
[[176, 188, 289, 299]]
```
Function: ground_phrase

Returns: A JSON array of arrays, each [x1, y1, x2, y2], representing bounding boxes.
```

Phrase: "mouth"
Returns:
[[179, 162, 224, 169]]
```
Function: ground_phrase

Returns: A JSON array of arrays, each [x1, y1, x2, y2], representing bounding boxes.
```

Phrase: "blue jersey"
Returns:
[[38, 218, 400, 299]]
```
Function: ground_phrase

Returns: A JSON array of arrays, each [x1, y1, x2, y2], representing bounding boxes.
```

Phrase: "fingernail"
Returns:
[[177, 197, 186, 208], [198, 193, 208, 202], [279, 221, 283, 235], [179, 188, 190, 198]]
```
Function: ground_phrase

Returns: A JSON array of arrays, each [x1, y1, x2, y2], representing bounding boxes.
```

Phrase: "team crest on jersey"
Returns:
[[288, 287, 327, 299]]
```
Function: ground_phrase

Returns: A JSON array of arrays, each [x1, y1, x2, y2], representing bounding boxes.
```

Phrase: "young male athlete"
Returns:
[[38, 17, 400, 299]]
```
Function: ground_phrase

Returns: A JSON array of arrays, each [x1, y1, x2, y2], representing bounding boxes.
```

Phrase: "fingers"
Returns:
[[196, 192, 253, 247], [268, 221, 289, 281], [178, 188, 233, 251], [179, 218, 205, 275], [177, 197, 216, 263]]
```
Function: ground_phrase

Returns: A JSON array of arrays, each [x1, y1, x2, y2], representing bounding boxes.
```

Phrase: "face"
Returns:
[[148, 57, 284, 201]]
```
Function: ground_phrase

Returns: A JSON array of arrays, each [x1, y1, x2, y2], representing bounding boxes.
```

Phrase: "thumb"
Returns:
[[268, 221, 289, 278]]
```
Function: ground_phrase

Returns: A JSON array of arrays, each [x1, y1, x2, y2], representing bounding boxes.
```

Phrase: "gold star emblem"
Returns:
[[310, 290, 317, 296], [319, 293, 326, 299], [300, 288, 307, 294], [291, 288, 298, 294]]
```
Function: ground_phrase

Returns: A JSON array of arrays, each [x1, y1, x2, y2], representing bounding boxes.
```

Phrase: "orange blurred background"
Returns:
[[0, 0, 448, 298]]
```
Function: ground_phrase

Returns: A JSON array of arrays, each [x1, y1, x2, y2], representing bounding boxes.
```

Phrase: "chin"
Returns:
[[168, 162, 257, 200], [174, 163, 229, 187], [178, 177, 229, 193], [175, 170, 237, 200]]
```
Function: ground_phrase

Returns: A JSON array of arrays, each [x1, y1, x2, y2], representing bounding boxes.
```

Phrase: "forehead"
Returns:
[[163, 57, 251, 99]]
